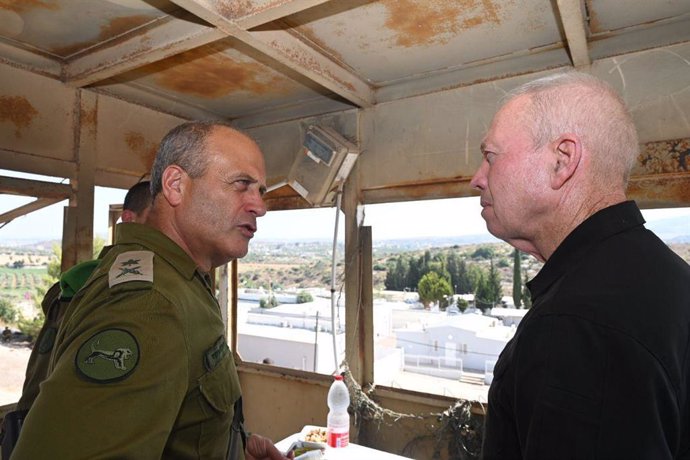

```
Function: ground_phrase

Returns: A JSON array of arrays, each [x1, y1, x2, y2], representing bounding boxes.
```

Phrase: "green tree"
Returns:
[[296, 291, 313, 303], [468, 264, 483, 293], [0, 298, 19, 323], [259, 295, 278, 309], [487, 259, 502, 305], [46, 243, 62, 281], [512, 249, 522, 308], [456, 297, 469, 313], [522, 271, 532, 309], [475, 260, 502, 311], [417, 272, 453, 310], [385, 257, 408, 291], [471, 246, 494, 260], [456, 259, 472, 294], [407, 255, 423, 290]]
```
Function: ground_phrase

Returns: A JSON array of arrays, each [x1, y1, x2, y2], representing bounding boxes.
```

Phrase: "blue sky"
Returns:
[[1, 169, 689, 243]]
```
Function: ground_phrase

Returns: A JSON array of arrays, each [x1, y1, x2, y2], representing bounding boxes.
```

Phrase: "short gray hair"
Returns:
[[150, 121, 234, 197], [504, 71, 639, 187]]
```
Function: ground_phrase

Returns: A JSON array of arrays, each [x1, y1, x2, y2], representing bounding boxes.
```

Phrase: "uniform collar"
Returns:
[[527, 200, 645, 299], [114, 223, 200, 280]]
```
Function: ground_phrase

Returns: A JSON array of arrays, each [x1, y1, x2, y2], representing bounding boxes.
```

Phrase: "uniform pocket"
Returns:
[[199, 353, 240, 414], [195, 353, 243, 458]]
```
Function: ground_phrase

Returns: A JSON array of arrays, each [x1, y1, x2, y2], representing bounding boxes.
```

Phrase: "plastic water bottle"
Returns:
[[326, 374, 350, 448]]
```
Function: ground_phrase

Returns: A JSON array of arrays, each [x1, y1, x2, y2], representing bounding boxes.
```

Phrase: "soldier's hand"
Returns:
[[245, 433, 294, 460]]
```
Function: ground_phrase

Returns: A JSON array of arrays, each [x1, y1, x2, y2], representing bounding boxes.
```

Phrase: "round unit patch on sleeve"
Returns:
[[76, 329, 140, 383]]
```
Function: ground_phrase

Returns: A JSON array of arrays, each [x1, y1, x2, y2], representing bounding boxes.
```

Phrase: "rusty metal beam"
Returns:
[[627, 173, 690, 209], [64, 14, 225, 88], [0, 197, 64, 225], [555, 0, 591, 68], [222, 0, 336, 30], [0, 37, 61, 79], [64, 0, 337, 89], [169, 0, 375, 108], [0, 176, 72, 199]]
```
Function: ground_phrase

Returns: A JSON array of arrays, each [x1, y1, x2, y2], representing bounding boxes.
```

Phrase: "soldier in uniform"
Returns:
[[0, 181, 153, 459], [11, 122, 289, 459], [16, 180, 153, 414]]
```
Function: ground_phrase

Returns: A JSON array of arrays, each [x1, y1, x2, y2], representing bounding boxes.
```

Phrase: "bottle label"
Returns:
[[327, 430, 349, 448]]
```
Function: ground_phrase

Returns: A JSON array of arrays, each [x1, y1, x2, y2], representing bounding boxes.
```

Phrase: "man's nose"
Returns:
[[248, 190, 267, 217], [470, 162, 488, 190]]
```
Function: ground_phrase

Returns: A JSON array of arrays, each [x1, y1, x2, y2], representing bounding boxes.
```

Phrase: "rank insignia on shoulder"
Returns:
[[76, 329, 140, 383], [108, 251, 153, 288]]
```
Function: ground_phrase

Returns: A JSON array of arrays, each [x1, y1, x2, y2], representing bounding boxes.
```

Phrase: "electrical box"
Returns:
[[286, 125, 359, 206]]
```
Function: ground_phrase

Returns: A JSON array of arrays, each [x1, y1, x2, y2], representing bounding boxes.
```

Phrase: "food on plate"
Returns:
[[287, 441, 324, 459], [304, 427, 328, 443]]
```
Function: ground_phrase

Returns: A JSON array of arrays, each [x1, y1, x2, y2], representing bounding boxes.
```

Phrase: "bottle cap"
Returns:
[[334, 375, 343, 381]]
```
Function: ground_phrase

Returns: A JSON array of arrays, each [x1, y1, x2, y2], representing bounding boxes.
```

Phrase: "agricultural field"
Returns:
[[0, 266, 48, 301]]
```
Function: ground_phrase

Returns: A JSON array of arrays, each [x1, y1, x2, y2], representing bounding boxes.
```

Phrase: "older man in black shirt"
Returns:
[[471, 71, 690, 459]]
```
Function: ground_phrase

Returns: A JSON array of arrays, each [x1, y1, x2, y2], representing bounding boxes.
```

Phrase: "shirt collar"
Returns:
[[114, 223, 200, 280], [527, 200, 645, 299]]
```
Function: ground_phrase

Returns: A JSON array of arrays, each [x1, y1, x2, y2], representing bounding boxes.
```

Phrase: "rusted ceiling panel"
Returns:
[[594, 42, 690, 144], [286, 0, 563, 85], [0, 0, 175, 59], [64, 13, 225, 88], [586, 0, 690, 34], [64, 0, 335, 88], [105, 39, 345, 120], [169, 0, 375, 107]]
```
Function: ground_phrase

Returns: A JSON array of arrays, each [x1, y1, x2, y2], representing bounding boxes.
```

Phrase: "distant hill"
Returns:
[[646, 215, 690, 243]]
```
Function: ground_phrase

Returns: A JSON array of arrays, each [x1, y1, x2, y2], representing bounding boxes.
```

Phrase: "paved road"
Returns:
[[0, 342, 31, 406]]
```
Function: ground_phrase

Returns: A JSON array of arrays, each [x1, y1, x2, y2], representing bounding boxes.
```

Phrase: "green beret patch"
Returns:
[[76, 329, 140, 383]]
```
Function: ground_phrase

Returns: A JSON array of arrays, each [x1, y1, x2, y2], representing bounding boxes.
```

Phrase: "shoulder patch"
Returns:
[[108, 251, 153, 288], [76, 329, 140, 383]]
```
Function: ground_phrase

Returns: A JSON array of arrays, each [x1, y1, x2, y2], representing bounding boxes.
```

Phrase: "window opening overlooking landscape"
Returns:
[[235, 206, 346, 375], [365, 197, 690, 402], [1, 177, 689, 406]]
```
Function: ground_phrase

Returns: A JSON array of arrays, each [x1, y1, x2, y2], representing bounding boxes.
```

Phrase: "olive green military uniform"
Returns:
[[16, 259, 100, 412], [11, 223, 243, 459]]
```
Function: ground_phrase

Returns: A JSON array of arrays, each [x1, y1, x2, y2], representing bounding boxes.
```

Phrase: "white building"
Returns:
[[395, 311, 515, 378], [237, 296, 397, 375]]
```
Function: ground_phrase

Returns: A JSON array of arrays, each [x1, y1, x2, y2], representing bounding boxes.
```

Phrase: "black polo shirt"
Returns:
[[482, 201, 690, 459]]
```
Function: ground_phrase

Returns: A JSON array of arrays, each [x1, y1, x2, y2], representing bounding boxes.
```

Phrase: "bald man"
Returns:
[[12, 122, 288, 460]]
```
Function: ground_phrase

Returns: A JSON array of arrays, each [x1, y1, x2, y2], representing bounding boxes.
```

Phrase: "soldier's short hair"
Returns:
[[123, 181, 152, 214]]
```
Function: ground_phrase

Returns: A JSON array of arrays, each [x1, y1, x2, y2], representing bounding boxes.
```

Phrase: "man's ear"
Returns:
[[120, 209, 135, 223], [551, 134, 581, 189], [161, 165, 186, 207]]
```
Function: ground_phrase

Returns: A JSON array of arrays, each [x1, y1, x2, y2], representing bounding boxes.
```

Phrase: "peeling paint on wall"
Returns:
[[634, 137, 690, 175], [381, 0, 502, 48], [0, 95, 39, 137]]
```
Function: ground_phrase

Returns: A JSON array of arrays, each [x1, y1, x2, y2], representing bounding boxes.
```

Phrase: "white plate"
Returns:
[[299, 425, 328, 447]]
